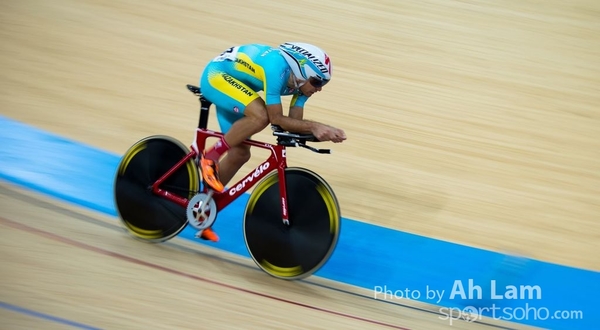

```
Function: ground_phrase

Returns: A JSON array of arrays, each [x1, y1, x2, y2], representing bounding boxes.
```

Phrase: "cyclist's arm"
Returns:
[[288, 106, 303, 120], [267, 103, 314, 133], [263, 74, 312, 132], [288, 93, 306, 120], [262, 66, 313, 132]]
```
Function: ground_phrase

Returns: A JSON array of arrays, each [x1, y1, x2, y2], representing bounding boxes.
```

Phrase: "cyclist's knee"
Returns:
[[245, 99, 270, 128]]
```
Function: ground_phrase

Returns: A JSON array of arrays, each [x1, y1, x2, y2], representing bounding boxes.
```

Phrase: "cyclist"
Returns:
[[196, 42, 346, 242]]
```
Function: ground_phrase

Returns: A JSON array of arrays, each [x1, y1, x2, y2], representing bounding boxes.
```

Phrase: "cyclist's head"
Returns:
[[279, 42, 332, 88]]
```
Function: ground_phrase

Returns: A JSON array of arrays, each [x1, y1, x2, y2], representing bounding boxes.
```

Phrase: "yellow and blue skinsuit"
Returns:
[[200, 44, 309, 133]]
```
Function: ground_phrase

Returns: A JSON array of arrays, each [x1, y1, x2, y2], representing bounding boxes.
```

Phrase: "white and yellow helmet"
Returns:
[[279, 42, 332, 87]]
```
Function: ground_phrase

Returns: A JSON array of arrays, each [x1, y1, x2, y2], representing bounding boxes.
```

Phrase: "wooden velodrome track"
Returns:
[[1, 0, 598, 329]]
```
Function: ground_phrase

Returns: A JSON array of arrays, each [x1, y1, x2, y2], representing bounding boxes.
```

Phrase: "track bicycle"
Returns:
[[113, 84, 341, 280]]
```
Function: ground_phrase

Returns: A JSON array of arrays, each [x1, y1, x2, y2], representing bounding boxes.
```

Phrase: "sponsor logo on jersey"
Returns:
[[222, 73, 254, 97], [234, 58, 255, 73]]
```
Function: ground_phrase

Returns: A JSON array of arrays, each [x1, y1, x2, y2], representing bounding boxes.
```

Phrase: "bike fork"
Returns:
[[277, 169, 291, 226]]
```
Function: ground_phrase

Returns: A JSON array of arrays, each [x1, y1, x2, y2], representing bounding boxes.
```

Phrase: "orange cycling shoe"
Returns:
[[200, 156, 224, 192], [199, 227, 219, 242]]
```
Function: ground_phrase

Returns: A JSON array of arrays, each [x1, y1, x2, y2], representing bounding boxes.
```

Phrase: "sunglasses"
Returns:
[[308, 76, 330, 88]]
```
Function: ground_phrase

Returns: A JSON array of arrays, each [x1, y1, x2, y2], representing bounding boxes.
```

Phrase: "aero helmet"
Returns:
[[279, 42, 332, 87]]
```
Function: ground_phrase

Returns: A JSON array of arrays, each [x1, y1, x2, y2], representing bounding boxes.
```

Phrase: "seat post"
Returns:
[[198, 96, 212, 129]]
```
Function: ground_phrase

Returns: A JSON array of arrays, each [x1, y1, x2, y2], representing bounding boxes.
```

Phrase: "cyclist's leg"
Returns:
[[199, 64, 269, 189], [201, 77, 269, 148], [212, 106, 251, 186], [218, 144, 251, 186], [216, 98, 272, 185]]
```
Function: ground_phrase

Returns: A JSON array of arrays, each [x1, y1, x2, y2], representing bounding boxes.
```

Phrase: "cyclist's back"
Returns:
[[208, 43, 293, 103]]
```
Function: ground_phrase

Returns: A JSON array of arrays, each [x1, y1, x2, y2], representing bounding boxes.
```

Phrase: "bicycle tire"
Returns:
[[243, 167, 341, 280], [114, 135, 199, 243]]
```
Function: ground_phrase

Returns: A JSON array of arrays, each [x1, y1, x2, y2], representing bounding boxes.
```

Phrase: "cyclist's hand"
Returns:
[[312, 124, 347, 143]]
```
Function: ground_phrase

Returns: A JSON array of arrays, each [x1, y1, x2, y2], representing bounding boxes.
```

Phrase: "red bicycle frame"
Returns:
[[151, 128, 292, 225]]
